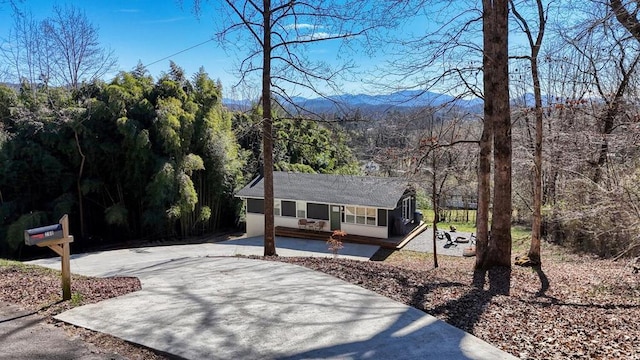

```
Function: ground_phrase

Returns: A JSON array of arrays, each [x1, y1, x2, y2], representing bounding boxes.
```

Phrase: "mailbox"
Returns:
[[23, 214, 73, 300], [24, 224, 64, 246]]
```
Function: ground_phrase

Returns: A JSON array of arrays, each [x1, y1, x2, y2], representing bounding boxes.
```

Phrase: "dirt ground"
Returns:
[[2, 246, 640, 360]]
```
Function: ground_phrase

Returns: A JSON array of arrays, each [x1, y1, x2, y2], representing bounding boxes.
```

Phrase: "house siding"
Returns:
[[246, 213, 265, 237], [340, 223, 388, 238]]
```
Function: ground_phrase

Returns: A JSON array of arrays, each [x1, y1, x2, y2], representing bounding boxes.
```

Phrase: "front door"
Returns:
[[330, 205, 341, 231]]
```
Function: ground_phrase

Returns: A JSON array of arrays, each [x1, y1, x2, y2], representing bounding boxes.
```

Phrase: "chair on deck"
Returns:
[[314, 220, 326, 231], [298, 219, 309, 229]]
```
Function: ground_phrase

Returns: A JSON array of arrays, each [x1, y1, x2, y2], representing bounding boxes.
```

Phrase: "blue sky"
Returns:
[[0, 1, 245, 93], [0, 0, 398, 98], [0, 1, 507, 99]]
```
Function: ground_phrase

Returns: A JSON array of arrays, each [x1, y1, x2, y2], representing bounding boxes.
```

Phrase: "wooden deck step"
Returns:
[[395, 222, 429, 249], [275, 226, 401, 248]]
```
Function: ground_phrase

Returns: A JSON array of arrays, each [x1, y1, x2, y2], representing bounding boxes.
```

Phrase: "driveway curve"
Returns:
[[27, 238, 515, 360]]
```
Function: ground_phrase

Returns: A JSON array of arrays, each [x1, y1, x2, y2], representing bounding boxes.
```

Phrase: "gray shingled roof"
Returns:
[[236, 171, 409, 209]]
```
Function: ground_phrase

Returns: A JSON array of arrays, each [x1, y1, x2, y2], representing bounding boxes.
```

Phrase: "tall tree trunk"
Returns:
[[479, 0, 512, 270], [529, 54, 543, 264], [74, 128, 86, 238], [475, 0, 496, 270], [431, 152, 439, 269], [510, 0, 546, 265], [475, 121, 492, 269], [262, 0, 276, 256]]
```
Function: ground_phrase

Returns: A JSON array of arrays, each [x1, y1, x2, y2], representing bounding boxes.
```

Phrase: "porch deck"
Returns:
[[275, 222, 429, 250]]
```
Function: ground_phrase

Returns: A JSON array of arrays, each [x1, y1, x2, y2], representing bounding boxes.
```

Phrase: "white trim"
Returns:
[[296, 200, 306, 218], [274, 199, 281, 216]]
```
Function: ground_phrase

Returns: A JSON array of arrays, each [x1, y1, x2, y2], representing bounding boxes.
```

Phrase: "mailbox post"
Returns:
[[24, 215, 73, 300]]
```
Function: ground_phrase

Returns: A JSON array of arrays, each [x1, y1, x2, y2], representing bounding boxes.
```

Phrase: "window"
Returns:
[[274, 200, 281, 216], [296, 201, 306, 218], [366, 208, 376, 225], [307, 203, 329, 220], [402, 197, 412, 220], [377, 209, 387, 227], [356, 207, 365, 224], [282, 200, 296, 217], [345, 206, 355, 223], [344, 206, 377, 226], [281, 200, 308, 218], [246, 198, 264, 214]]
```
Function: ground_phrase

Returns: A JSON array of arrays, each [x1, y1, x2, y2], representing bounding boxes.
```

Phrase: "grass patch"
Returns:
[[0, 258, 52, 273], [421, 209, 475, 233], [437, 222, 477, 233], [511, 225, 531, 254], [71, 292, 84, 306], [387, 250, 435, 262], [0, 258, 21, 267]]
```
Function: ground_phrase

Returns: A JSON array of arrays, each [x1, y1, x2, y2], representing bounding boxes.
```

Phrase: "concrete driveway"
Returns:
[[27, 237, 515, 360]]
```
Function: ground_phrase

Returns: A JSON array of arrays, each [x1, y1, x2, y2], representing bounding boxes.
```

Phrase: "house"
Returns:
[[235, 171, 416, 239]]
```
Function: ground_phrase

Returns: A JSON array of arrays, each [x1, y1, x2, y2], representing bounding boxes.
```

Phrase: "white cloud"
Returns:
[[285, 23, 322, 31], [299, 32, 337, 40]]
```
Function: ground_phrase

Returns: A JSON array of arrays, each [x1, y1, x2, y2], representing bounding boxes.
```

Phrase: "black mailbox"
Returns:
[[24, 224, 64, 246]]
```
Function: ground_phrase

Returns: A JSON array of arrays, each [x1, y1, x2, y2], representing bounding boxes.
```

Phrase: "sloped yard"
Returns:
[[2, 247, 639, 359], [273, 251, 640, 359]]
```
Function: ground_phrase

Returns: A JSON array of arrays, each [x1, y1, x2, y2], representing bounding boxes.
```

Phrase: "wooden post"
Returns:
[[57, 214, 71, 300], [61, 240, 71, 300]]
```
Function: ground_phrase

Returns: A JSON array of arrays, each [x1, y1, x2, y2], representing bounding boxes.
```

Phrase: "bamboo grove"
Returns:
[[0, 62, 359, 258]]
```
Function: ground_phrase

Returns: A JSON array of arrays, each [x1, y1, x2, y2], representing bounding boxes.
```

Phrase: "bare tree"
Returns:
[[378, 1, 484, 100], [189, 0, 396, 256], [1, 4, 116, 90], [610, 0, 640, 41], [416, 115, 478, 269], [536, 0, 640, 257], [0, 7, 45, 92], [510, 0, 549, 266], [376, 1, 513, 272], [370, 106, 479, 269], [42, 5, 117, 89]]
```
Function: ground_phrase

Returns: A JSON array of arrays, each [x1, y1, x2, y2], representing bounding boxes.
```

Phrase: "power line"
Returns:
[[143, 38, 215, 68]]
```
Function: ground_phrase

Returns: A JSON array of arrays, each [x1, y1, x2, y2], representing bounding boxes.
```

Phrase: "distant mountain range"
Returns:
[[222, 90, 568, 115], [223, 90, 485, 114], [2, 81, 547, 115]]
